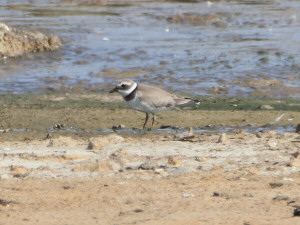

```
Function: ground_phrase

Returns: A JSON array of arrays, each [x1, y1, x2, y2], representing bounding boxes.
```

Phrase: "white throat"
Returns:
[[118, 82, 137, 97]]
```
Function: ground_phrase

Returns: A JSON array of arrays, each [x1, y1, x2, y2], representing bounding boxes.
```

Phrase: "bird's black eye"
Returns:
[[121, 84, 126, 88]]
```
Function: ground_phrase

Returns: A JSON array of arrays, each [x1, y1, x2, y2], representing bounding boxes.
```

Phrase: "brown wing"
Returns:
[[137, 84, 177, 108]]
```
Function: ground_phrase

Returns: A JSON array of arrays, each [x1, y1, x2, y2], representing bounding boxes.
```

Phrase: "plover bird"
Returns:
[[110, 80, 198, 128]]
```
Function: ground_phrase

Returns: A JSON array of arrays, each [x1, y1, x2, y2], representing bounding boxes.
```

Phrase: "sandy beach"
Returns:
[[0, 93, 300, 224]]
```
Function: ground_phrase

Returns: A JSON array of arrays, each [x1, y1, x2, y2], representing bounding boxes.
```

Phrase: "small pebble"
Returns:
[[182, 194, 194, 198], [260, 105, 274, 110], [268, 141, 277, 150], [134, 209, 143, 213], [296, 124, 300, 133], [218, 133, 229, 143], [269, 182, 283, 188]]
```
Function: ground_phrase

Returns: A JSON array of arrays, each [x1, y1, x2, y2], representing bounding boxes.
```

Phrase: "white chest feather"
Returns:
[[126, 96, 151, 112], [126, 95, 171, 114]]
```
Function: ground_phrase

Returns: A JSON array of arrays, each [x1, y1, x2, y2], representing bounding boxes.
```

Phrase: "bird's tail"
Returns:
[[175, 97, 200, 105]]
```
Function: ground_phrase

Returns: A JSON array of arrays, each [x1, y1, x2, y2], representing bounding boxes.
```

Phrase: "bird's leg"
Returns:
[[151, 114, 155, 127], [142, 113, 149, 129]]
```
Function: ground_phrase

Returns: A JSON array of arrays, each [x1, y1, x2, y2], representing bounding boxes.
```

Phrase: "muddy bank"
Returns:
[[0, 23, 62, 57], [0, 93, 300, 141]]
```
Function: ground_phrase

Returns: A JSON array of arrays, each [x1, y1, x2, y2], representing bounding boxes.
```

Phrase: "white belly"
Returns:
[[126, 97, 171, 114]]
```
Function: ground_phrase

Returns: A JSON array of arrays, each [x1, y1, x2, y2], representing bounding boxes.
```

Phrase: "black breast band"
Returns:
[[124, 85, 137, 101]]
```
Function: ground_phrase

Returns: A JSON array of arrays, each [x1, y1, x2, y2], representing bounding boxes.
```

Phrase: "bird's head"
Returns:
[[109, 80, 137, 97]]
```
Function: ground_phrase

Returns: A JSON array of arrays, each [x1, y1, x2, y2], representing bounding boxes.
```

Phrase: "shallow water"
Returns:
[[6, 125, 297, 135], [0, 0, 299, 97], [98, 125, 297, 134]]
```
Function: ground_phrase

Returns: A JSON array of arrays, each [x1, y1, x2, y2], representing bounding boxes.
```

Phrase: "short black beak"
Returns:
[[109, 86, 119, 93]]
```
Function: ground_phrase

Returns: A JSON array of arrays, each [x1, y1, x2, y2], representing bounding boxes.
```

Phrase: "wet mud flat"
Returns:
[[0, 93, 300, 141], [0, 93, 300, 224]]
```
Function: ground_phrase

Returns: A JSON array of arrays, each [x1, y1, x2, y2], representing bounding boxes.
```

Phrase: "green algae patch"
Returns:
[[189, 95, 300, 111], [0, 94, 126, 110], [0, 94, 299, 111], [0, 93, 299, 142]]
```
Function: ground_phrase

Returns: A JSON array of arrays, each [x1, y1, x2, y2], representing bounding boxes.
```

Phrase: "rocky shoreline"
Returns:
[[0, 22, 62, 57]]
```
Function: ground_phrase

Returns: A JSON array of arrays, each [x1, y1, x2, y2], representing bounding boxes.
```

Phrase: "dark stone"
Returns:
[[272, 195, 289, 201], [296, 124, 300, 133], [269, 182, 283, 188], [293, 206, 300, 217], [138, 163, 155, 170], [213, 192, 220, 197], [134, 209, 143, 213]]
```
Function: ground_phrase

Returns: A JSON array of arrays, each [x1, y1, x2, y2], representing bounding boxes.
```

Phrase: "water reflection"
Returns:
[[0, 0, 299, 97]]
